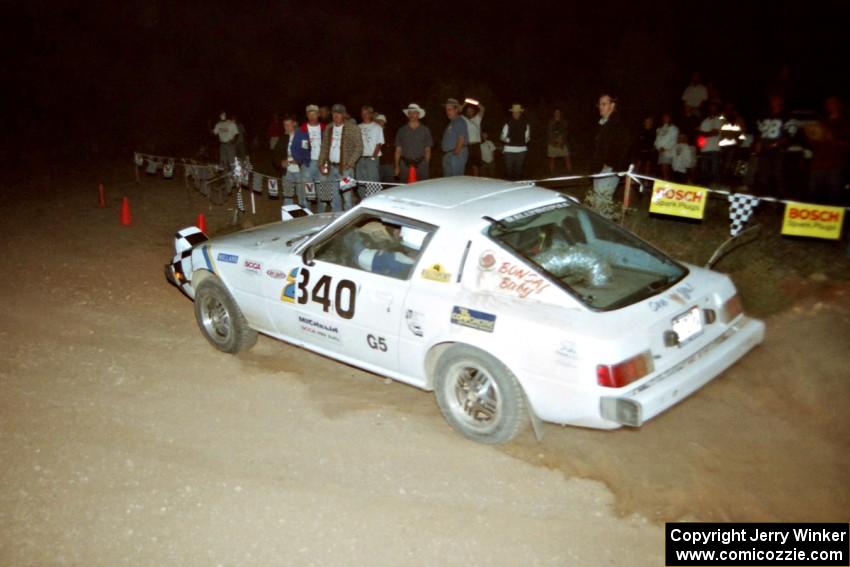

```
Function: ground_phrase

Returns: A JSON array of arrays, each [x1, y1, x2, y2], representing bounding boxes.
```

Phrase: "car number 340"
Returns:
[[294, 268, 357, 319]]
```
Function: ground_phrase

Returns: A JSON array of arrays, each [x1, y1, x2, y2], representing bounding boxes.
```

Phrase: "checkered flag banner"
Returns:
[[236, 187, 245, 212], [728, 193, 759, 236], [267, 178, 279, 198], [359, 181, 384, 198], [317, 181, 335, 202], [282, 178, 296, 198]]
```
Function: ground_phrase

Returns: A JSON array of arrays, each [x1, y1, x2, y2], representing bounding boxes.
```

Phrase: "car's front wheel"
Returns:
[[193, 276, 257, 354], [433, 345, 528, 444]]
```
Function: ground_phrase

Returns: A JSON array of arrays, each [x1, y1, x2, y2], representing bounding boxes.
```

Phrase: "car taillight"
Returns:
[[597, 351, 654, 388], [721, 293, 743, 323]]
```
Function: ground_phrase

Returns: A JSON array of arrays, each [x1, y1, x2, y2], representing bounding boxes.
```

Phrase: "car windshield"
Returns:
[[487, 201, 687, 310]]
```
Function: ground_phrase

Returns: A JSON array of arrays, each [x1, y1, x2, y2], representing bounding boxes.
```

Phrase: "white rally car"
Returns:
[[166, 177, 765, 444]]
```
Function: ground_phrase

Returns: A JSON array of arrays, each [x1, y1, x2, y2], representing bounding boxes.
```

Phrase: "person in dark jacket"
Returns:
[[588, 93, 630, 219], [272, 116, 303, 204]]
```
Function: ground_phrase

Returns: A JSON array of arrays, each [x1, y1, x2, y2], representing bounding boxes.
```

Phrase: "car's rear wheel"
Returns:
[[193, 276, 257, 353], [433, 345, 528, 444]]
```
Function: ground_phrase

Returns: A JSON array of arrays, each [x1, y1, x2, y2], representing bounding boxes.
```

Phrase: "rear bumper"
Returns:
[[600, 315, 765, 426]]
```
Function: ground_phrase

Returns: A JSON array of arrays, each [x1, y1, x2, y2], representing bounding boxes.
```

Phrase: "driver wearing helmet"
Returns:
[[349, 223, 426, 279]]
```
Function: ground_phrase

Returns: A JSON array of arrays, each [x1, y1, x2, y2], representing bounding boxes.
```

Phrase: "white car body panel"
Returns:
[[167, 177, 765, 430]]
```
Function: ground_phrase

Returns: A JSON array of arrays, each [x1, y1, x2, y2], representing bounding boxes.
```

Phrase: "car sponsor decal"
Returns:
[[244, 259, 262, 273], [450, 306, 496, 333], [298, 315, 341, 343], [496, 261, 549, 299], [500, 201, 569, 223], [478, 250, 497, 271], [556, 340, 578, 367], [649, 282, 695, 311], [421, 263, 451, 283], [217, 252, 239, 264], [266, 269, 287, 279], [405, 309, 424, 337], [281, 267, 300, 303]]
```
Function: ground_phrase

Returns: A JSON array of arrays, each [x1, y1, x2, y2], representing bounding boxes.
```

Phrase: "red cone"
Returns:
[[407, 165, 418, 183], [120, 197, 132, 226], [196, 213, 207, 233], [98, 183, 106, 208]]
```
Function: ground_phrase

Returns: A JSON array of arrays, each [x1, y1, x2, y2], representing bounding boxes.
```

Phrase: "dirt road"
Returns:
[[1, 167, 847, 566]]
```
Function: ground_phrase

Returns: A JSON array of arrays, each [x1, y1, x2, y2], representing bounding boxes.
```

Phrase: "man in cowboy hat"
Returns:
[[394, 103, 433, 181], [441, 98, 468, 177], [318, 103, 363, 212], [500, 104, 530, 180]]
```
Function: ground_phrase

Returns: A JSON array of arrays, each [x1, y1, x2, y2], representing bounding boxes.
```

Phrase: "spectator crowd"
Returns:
[[210, 72, 849, 215]]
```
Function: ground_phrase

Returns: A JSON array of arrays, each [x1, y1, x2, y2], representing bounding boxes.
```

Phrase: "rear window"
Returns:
[[487, 202, 687, 310]]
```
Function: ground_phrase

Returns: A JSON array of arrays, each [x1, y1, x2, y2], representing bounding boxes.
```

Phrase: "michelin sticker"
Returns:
[[298, 315, 341, 344], [450, 306, 496, 333]]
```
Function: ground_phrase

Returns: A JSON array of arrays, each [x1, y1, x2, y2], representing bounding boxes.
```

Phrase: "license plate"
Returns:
[[672, 306, 703, 344]]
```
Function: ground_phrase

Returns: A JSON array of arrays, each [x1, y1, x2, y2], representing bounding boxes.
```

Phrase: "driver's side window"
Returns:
[[313, 213, 432, 281]]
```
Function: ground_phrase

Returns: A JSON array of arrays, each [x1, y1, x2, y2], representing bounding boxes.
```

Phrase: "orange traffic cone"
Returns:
[[98, 183, 106, 208], [196, 213, 207, 233], [120, 197, 132, 226], [407, 165, 418, 184]]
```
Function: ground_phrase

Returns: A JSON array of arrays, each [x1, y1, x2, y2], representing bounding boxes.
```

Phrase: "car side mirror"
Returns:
[[303, 246, 315, 266]]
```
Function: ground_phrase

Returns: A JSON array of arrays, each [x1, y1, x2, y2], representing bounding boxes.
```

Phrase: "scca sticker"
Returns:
[[421, 263, 451, 283], [244, 259, 261, 272], [450, 306, 496, 333], [217, 253, 238, 264]]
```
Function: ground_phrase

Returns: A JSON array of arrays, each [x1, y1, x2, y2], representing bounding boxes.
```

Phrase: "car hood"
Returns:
[[208, 213, 339, 254]]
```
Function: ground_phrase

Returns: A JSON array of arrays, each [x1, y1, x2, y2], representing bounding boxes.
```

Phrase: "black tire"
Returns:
[[193, 276, 257, 353], [433, 344, 528, 444]]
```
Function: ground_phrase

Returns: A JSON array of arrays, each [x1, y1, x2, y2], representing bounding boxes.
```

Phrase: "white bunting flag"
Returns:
[[267, 178, 279, 198], [163, 160, 175, 178]]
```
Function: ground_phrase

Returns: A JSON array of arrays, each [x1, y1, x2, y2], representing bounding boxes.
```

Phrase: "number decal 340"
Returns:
[[284, 267, 357, 319]]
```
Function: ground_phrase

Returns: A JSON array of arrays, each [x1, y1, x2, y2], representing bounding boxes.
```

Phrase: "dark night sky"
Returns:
[[5, 0, 849, 164]]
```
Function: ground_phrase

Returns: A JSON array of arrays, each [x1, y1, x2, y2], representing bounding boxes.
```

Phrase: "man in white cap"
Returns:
[[441, 98, 468, 177], [500, 104, 530, 180], [212, 111, 239, 169], [356, 105, 384, 183], [291, 104, 326, 209], [318, 103, 363, 212], [394, 104, 433, 181]]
